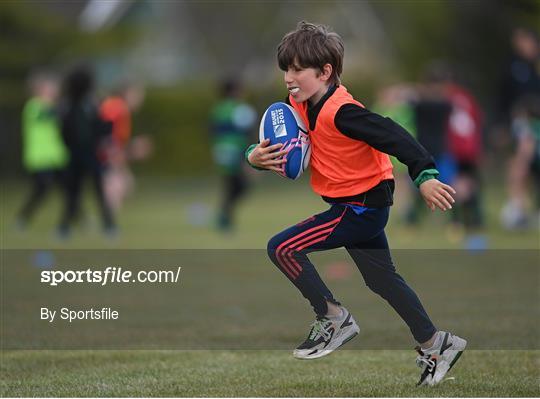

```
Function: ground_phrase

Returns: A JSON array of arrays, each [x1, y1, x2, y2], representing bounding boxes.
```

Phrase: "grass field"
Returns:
[[2, 175, 538, 250], [2, 350, 538, 397], [1, 175, 539, 396]]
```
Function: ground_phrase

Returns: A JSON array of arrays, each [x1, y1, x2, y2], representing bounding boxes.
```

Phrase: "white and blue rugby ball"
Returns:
[[259, 102, 311, 180]]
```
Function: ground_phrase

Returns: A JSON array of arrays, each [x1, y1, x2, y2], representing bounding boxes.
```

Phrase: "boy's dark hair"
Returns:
[[277, 21, 344, 85]]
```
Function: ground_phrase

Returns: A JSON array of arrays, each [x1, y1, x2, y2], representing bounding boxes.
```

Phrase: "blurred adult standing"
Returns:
[[57, 65, 115, 237], [16, 71, 68, 228], [209, 78, 256, 231]]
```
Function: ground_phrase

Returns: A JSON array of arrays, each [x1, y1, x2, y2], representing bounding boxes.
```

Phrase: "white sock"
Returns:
[[422, 331, 444, 351], [327, 307, 344, 320]]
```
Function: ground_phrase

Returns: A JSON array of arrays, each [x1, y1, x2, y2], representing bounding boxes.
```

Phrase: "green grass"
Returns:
[[1, 176, 539, 396], [1, 350, 538, 397], [2, 175, 538, 249]]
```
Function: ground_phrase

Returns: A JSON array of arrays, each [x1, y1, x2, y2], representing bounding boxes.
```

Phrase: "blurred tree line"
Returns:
[[1, 0, 538, 177]]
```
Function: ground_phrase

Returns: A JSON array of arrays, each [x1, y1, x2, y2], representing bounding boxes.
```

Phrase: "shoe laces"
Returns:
[[308, 316, 333, 341], [415, 346, 436, 371]]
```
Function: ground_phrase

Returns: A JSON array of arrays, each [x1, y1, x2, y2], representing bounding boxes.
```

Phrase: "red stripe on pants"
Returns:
[[275, 218, 341, 279]]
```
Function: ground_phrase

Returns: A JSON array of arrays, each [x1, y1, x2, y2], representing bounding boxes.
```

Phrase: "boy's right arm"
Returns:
[[245, 139, 288, 172]]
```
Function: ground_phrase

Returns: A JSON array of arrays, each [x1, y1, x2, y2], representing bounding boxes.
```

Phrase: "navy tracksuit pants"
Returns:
[[267, 203, 436, 343]]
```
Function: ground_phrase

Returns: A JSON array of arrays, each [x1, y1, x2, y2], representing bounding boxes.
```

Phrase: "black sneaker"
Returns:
[[293, 307, 360, 360]]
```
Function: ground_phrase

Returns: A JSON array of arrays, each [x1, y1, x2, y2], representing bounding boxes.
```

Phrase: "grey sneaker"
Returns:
[[416, 331, 467, 386], [293, 307, 360, 360]]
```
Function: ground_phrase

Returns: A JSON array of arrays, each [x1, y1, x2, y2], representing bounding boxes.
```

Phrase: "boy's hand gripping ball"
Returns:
[[259, 102, 311, 179]]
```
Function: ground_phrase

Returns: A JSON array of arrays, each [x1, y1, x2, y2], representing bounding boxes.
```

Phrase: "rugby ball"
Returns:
[[259, 102, 311, 179]]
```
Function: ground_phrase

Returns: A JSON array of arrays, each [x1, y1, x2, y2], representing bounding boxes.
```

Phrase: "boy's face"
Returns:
[[285, 63, 332, 105]]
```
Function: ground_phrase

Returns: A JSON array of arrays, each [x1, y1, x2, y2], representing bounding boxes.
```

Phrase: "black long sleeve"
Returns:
[[334, 103, 436, 181]]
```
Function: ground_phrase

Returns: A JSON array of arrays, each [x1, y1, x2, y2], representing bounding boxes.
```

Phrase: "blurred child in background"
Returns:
[[498, 28, 540, 230], [493, 28, 540, 156], [498, 28, 540, 130], [373, 84, 418, 223], [100, 81, 150, 213], [501, 95, 540, 229], [58, 65, 115, 237], [17, 70, 68, 228], [408, 63, 454, 226], [209, 78, 256, 231], [444, 78, 485, 247]]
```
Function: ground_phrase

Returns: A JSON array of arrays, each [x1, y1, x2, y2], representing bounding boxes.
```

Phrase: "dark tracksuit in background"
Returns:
[[59, 99, 115, 234], [58, 67, 115, 236]]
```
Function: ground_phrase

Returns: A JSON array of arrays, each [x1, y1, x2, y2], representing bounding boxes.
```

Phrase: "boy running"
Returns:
[[245, 22, 466, 387]]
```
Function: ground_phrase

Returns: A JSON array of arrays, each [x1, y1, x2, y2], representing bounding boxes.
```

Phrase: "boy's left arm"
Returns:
[[335, 103, 455, 211], [417, 178, 455, 211]]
